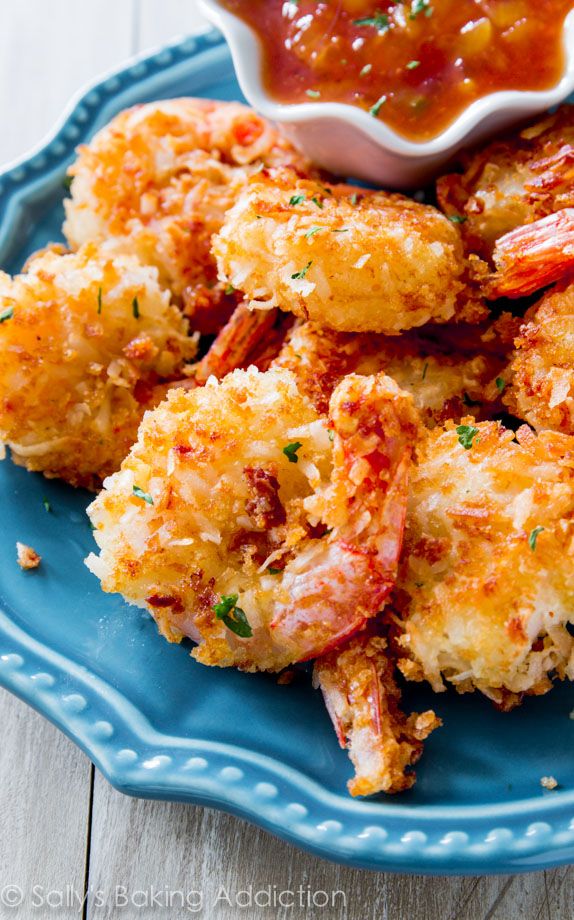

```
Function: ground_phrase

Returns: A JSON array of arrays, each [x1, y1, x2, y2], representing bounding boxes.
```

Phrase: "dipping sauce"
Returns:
[[222, 0, 574, 141]]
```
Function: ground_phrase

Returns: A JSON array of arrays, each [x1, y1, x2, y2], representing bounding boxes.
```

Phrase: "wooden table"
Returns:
[[0, 2, 572, 917]]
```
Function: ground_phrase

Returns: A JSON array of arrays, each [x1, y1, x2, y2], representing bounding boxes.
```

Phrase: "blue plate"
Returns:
[[1, 29, 574, 875]]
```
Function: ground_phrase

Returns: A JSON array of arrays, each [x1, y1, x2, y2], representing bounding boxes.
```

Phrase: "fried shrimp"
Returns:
[[314, 632, 440, 796], [0, 243, 194, 489], [213, 168, 476, 335], [503, 281, 574, 434], [273, 320, 504, 422], [437, 105, 574, 260], [63, 99, 310, 311], [86, 367, 419, 672], [394, 420, 574, 708]]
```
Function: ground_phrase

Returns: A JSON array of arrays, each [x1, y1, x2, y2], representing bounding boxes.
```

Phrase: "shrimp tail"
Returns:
[[270, 374, 421, 660], [488, 208, 574, 298], [194, 301, 280, 384], [314, 632, 441, 796]]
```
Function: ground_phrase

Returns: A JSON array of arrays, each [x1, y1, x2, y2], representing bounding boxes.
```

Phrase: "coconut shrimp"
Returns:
[[63, 99, 311, 318], [502, 280, 574, 435], [393, 419, 574, 709], [314, 632, 440, 796], [0, 243, 194, 489], [272, 320, 506, 423], [86, 367, 420, 671], [213, 168, 486, 335], [437, 104, 574, 260]]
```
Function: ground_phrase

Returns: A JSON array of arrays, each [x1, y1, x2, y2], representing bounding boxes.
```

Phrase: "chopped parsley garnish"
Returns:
[[0, 306, 14, 324], [304, 226, 325, 238], [369, 94, 387, 117], [410, 0, 432, 19], [283, 441, 303, 463], [213, 593, 253, 638], [97, 287, 103, 315], [360, 64, 372, 76], [225, 283, 235, 295], [62, 175, 73, 192], [406, 60, 421, 70], [291, 261, 312, 280], [327, 428, 335, 442], [311, 196, 324, 209], [306, 89, 321, 99], [495, 377, 506, 393], [132, 296, 140, 319], [42, 498, 51, 513], [448, 214, 467, 224], [289, 194, 306, 206], [133, 485, 154, 505], [456, 424, 479, 450], [354, 12, 389, 32], [528, 526, 545, 551], [268, 567, 284, 575], [422, 361, 428, 380], [350, 193, 359, 206], [333, 228, 349, 233]]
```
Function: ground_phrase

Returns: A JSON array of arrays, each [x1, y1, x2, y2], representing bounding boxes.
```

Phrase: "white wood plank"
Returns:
[[0, 0, 134, 166], [137, 0, 210, 51], [0, 689, 92, 918]]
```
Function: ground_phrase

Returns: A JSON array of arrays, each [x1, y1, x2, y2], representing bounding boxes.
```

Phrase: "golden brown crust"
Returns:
[[314, 633, 440, 796]]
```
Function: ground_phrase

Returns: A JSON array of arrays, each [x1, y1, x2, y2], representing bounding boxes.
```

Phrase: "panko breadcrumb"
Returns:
[[86, 366, 419, 671], [540, 775, 558, 790], [503, 281, 574, 435], [64, 99, 311, 311], [0, 243, 195, 489], [16, 542, 41, 570], [273, 320, 505, 423], [213, 168, 474, 334], [395, 419, 574, 708]]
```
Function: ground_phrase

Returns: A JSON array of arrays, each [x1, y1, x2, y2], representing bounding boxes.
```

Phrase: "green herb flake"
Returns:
[[97, 287, 103, 315], [283, 441, 303, 463], [350, 193, 359, 206], [422, 361, 429, 381], [289, 194, 306, 206], [495, 377, 506, 393], [62, 175, 73, 192], [333, 228, 349, 233], [360, 64, 372, 76], [528, 526, 545, 552], [311, 196, 324, 209], [304, 226, 325, 239], [0, 306, 14, 324], [213, 593, 253, 638], [306, 89, 321, 99], [369, 94, 387, 117], [42, 498, 51, 513], [448, 214, 467, 224], [267, 567, 284, 575], [327, 428, 335, 442], [354, 12, 389, 32], [291, 261, 312, 280], [132, 296, 140, 319], [224, 283, 235, 295], [456, 424, 479, 450], [406, 60, 421, 70], [133, 485, 154, 505], [410, 0, 432, 18]]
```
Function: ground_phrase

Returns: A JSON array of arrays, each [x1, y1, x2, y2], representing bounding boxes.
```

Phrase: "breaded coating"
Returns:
[[395, 420, 574, 708], [86, 367, 419, 672], [503, 281, 574, 434], [64, 99, 310, 310], [437, 105, 574, 260], [16, 542, 41, 570], [273, 320, 504, 422], [213, 169, 471, 335], [0, 243, 194, 489], [314, 632, 440, 796]]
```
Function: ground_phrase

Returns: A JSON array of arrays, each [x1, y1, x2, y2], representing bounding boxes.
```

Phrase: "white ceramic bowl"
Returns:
[[200, 0, 574, 188]]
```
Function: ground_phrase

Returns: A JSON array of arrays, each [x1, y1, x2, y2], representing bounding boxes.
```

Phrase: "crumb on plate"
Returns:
[[16, 542, 41, 570], [540, 775, 558, 790]]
